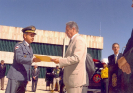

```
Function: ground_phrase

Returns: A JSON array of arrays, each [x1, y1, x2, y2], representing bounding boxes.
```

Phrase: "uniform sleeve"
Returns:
[[14, 44, 32, 65]]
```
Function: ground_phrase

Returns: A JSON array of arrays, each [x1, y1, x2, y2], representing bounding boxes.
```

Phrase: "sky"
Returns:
[[0, 0, 133, 59]]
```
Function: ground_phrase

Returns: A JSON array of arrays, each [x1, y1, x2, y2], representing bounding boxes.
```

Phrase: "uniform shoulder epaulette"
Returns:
[[18, 42, 22, 44], [17, 42, 23, 45], [15, 42, 23, 47], [15, 42, 22, 50]]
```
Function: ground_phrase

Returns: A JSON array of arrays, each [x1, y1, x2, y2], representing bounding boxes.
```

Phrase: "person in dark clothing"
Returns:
[[0, 60, 6, 90], [31, 64, 40, 92], [118, 29, 133, 93], [108, 43, 122, 93], [59, 67, 65, 93]]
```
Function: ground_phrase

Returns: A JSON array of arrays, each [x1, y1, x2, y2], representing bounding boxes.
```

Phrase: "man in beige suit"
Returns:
[[51, 21, 87, 93]]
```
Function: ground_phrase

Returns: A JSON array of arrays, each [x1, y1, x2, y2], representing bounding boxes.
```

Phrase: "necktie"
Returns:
[[115, 56, 117, 64]]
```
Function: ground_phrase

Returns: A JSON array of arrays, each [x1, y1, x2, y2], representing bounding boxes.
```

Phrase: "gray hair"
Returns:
[[66, 21, 79, 32]]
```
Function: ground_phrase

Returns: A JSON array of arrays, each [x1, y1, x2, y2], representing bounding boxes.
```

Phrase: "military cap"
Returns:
[[22, 26, 36, 34]]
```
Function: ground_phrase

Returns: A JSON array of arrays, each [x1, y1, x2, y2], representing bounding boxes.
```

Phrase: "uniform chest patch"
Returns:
[[15, 46, 19, 50]]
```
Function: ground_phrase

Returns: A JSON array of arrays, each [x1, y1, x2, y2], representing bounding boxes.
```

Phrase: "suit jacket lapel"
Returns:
[[65, 34, 79, 56], [35, 69, 39, 76], [117, 53, 122, 61], [111, 55, 115, 65], [34, 69, 36, 75], [118, 53, 121, 59]]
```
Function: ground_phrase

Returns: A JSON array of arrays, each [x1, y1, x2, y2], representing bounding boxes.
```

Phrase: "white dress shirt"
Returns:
[[71, 33, 79, 40]]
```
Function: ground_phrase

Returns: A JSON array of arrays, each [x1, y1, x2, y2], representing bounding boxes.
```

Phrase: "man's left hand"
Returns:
[[121, 62, 131, 74], [118, 56, 127, 69], [51, 58, 59, 64]]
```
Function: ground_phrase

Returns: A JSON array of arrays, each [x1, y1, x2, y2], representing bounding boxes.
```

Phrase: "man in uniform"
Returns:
[[5, 26, 41, 93]]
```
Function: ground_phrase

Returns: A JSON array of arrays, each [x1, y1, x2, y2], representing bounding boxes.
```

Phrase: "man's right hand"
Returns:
[[33, 58, 41, 62]]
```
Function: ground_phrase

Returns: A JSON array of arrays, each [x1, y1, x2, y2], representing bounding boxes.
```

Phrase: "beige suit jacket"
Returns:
[[59, 34, 87, 88]]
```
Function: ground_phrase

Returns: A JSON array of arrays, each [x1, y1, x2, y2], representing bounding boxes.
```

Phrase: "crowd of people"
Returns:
[[0, 21, 133, 93]]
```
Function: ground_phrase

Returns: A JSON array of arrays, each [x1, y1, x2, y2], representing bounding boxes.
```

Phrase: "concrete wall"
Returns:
[[0, 25, 103, 49]]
